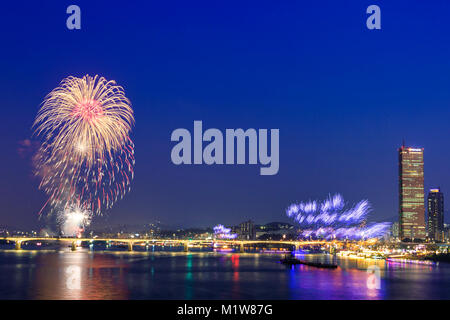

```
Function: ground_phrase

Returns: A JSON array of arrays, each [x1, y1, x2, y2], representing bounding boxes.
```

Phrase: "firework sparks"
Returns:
[[214, 224, 237, 239], [58, 206, 92, 238], [286, 194, 390, 240], [33, 75, 135, 217]]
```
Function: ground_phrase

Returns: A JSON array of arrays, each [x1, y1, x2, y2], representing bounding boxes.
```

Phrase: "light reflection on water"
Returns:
[[0, 248, 448, 299]]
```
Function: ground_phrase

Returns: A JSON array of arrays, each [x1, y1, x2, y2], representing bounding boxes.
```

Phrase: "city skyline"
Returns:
[[5, 141, 450, 231]]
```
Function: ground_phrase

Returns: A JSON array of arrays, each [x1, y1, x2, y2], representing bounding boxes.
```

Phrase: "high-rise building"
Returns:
[[398, 146, 426, 241], [390, 222, 399, 240], [427, 188, 444, 242]]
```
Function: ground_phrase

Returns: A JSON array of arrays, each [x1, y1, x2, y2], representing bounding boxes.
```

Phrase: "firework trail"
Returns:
[[33, 75, 135, 226], [286, 194, 390, 240]]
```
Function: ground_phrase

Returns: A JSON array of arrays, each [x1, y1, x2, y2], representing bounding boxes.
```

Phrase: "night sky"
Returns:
[[1, 1, 450, 229]]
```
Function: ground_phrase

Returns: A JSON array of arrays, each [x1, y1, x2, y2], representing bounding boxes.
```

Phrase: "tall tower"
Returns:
[[427, 188, 444, 242], [398, 146, 426, 241]]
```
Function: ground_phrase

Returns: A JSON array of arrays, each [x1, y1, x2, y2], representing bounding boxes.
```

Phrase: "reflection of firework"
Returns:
[[286, 194, 390, 240], [58, 206, 92, 238], [33, 75, 135, 215]]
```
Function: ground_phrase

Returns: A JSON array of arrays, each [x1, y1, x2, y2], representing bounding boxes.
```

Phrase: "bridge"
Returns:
[[1, 237, 335, 253]]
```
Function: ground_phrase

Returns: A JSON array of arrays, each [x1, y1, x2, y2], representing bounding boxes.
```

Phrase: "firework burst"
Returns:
[[33, 75, 135, 217]]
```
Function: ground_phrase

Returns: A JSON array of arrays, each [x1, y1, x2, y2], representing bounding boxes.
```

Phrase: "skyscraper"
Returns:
[[398, 146, 426, 241], [427, 188, 444, 242]]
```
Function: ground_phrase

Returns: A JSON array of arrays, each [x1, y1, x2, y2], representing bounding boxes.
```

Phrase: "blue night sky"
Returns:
[[1, 1, 450, 229]]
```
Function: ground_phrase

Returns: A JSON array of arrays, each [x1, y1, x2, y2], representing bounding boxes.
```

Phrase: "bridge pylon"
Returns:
[[183, 241, 189, 252], [71, 241, 77, 251], [128, 241, 134, 251], [239, 242, 244, 253]]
